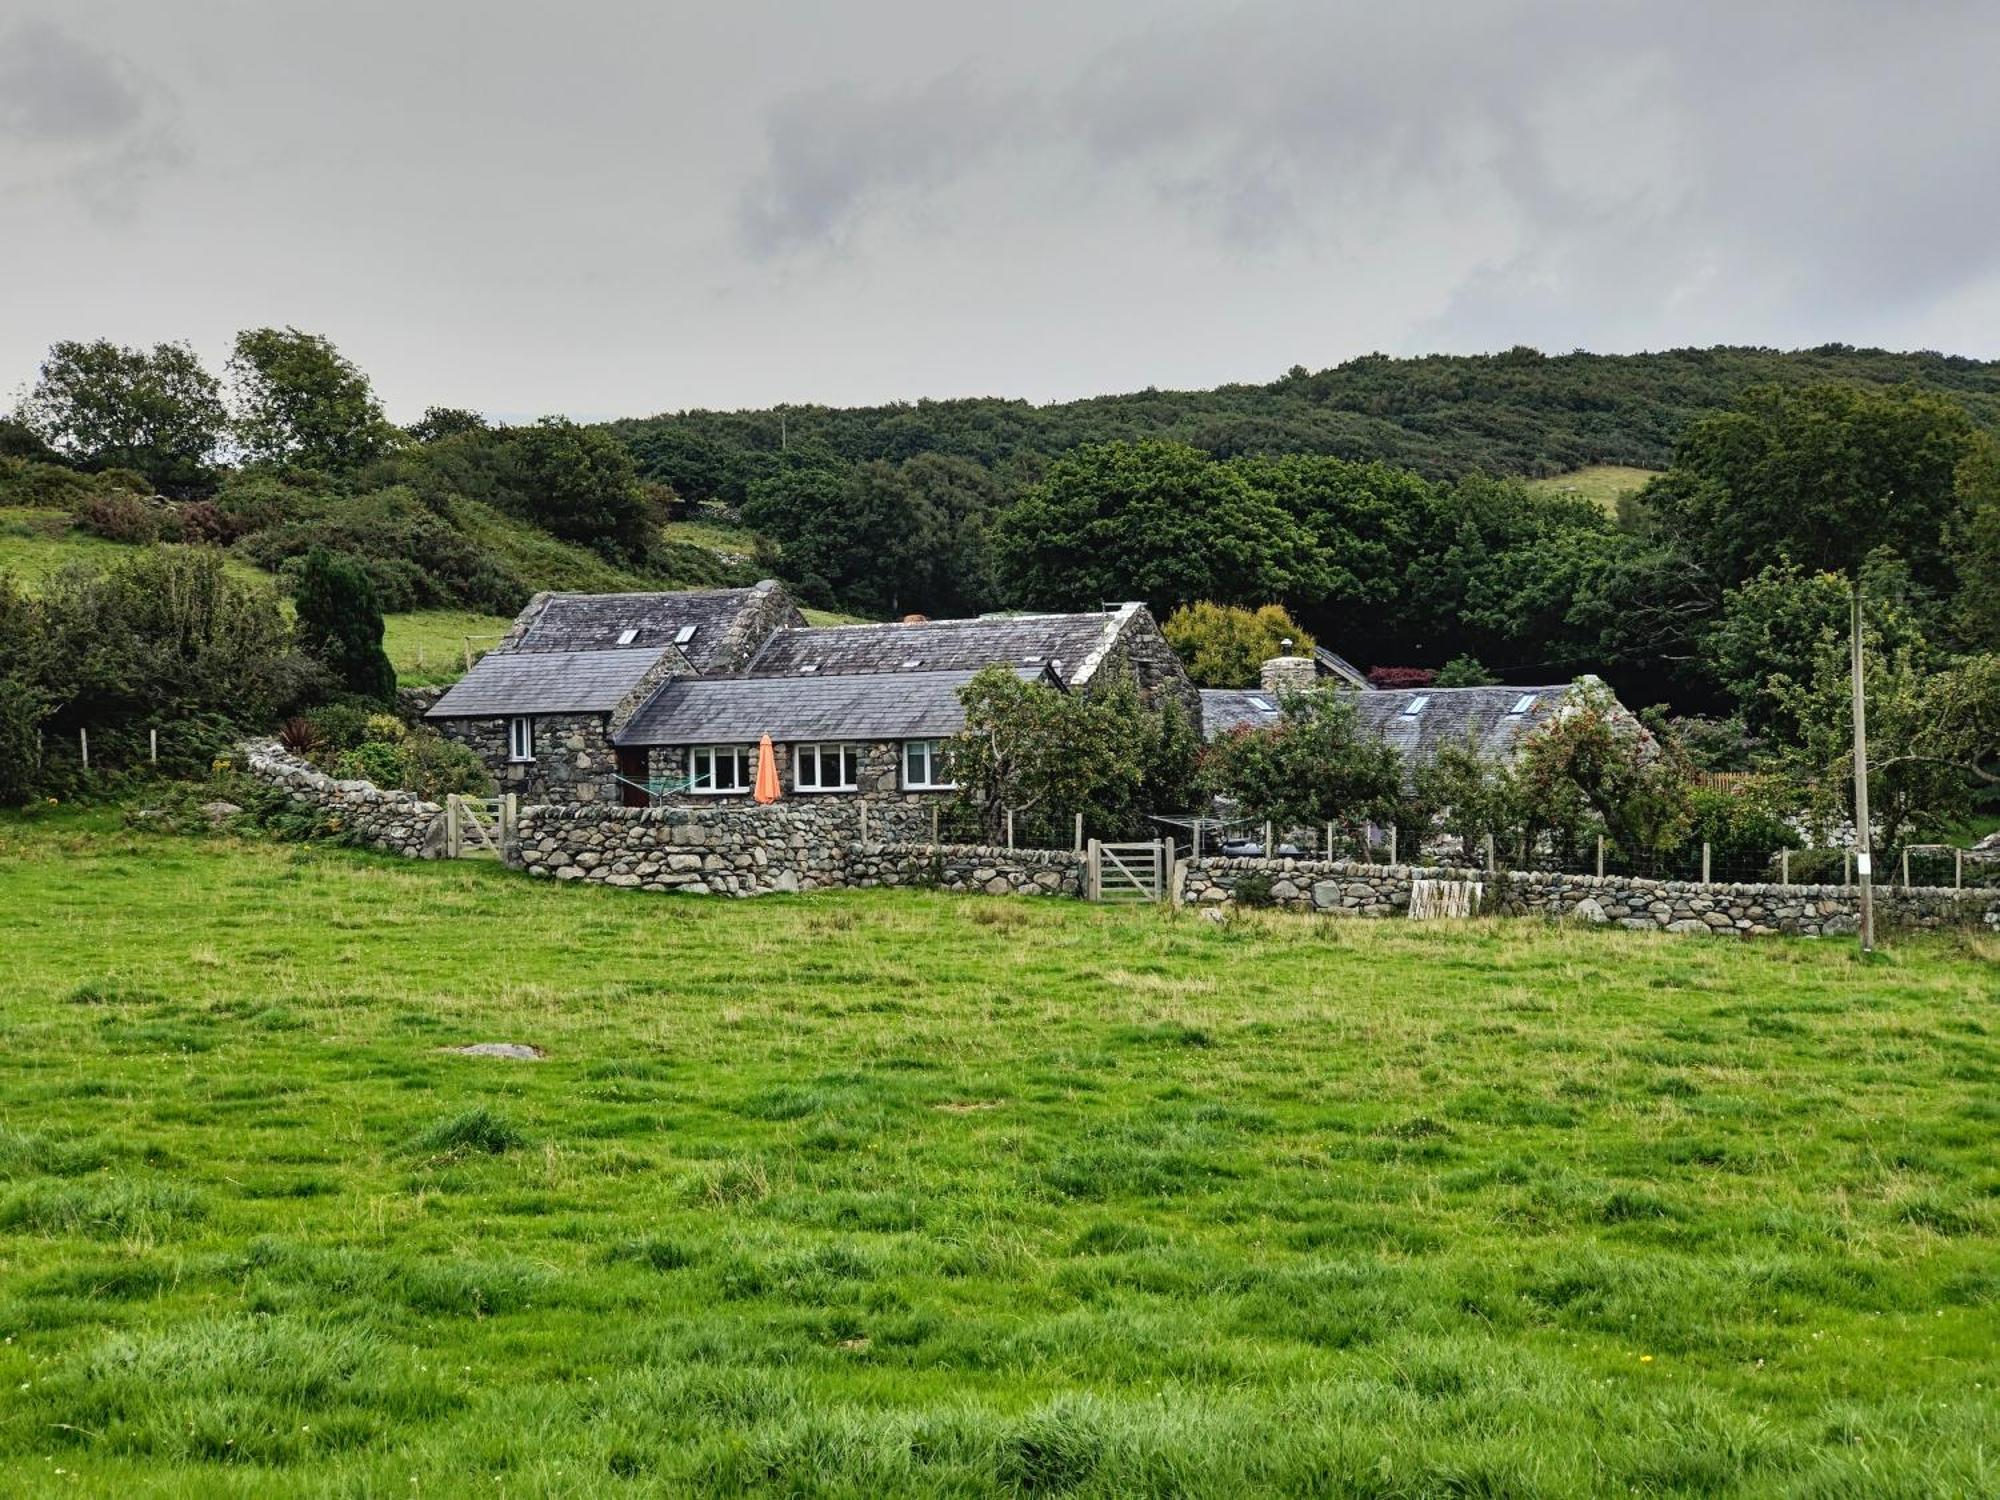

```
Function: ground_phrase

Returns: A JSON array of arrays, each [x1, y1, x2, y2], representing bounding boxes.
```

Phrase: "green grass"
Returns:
[[380, 610, 516, 686], [664, 517, 763, 557], [0, 811, 1995, 1496], [0, 509, 270, 589], [1524, 465, 1660, 513]]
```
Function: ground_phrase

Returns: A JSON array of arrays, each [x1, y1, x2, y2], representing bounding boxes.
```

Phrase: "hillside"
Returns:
[[610, 345, 2000, 503]]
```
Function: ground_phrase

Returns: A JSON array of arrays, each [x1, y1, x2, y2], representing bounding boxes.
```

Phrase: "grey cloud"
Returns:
[[0, 19, 144, 143], [739, 71, 1024, 256]]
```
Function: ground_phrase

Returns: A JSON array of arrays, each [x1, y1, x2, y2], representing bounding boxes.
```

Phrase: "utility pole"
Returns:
[[1849, 577, 1874, 954]]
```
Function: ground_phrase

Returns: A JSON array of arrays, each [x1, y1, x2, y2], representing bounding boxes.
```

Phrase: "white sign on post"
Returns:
[[1854, 853, 1872, 876]]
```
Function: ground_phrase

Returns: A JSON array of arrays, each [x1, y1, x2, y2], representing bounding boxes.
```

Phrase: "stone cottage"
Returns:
[[428, 585, 1198, 816], [425, 581, 805, 803]]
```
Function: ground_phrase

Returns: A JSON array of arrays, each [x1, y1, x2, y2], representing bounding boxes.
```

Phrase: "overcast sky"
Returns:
[[4, 1, 1997, 423]]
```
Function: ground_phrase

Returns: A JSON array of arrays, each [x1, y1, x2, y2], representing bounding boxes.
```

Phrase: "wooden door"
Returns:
[[616, 748, 651, 807]]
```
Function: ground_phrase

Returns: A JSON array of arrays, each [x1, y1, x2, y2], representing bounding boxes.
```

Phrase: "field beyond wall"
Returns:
[[0, 813, 1995, 1498]]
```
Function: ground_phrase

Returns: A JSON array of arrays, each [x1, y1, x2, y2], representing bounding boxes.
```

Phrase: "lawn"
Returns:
[[1524, 466, 1660, 514], [0, 813, 1995, 1497]]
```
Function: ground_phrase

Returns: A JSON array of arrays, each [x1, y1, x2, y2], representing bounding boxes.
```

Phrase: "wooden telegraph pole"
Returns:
[[1849, 578, 1874, 954]]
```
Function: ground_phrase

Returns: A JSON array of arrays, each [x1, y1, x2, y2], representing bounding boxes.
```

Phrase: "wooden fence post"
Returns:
[[1483, 833, 1496, 874], [463, 638, 474, 672], [1324, 821, 1333, 859], [1701, 841, 1711, 884], [446, 795, 459, 859], [1263, 820, 1274, 858], [149, 728, 158, 765], [1779, 848, 1790, 886], [1005, 808, 1015, 851], [1901, 847, 1910, 888], [930, 804, 940, 845], [1388, 826, 1398, 867], [1085, 838, 1099, 902], [1192, 820, 1203, 861], [1955, 848, 1963, 890], [1595, 835, 1604, 879], [1074, 812, 1083, 852], [79, 727, 89, 769]]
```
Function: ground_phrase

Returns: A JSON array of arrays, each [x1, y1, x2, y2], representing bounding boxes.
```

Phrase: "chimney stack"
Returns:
[[1260, 655, 1318, 696]]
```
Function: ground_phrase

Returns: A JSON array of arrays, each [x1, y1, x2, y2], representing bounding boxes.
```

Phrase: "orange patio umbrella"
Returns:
[[752, 734, 781, 804]]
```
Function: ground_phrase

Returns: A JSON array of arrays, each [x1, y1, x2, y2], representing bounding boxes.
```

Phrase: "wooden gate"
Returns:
[[1087, 840, 1167, 903], [447, 794, 515, 860]]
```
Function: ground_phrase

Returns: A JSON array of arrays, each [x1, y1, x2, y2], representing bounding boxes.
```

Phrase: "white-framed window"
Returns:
[[508, 716, 535, 762], [903, 739, 955, 790], [688, 743, 753, 793], [794, 742, 860, 792]]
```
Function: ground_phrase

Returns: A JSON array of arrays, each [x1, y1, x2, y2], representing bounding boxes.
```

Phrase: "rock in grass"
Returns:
[[443, 1043, 545, 1060]]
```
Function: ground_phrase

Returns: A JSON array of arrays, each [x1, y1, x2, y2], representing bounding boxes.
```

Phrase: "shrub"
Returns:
[[332, 740, 405, 787], [1232, 872, 1277, 908], [399, 730, 492, 800], [73, 491, 162, 544], [305, 702, 374, 754], [276, 716, 322, 755], [1367, 666, 1437, 689], [364, 713, 406, 743]]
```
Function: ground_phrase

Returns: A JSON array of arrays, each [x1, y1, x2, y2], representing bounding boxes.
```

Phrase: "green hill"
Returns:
[[610, 345, 2000, 504]]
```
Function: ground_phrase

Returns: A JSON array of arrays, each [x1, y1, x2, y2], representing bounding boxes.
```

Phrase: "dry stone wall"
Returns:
[[1177, 856, 2000, 938], [514, 803, 1081, 897], [241, 741, 446, 858]]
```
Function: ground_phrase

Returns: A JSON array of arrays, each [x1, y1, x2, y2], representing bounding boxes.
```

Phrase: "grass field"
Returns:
[[1524, 466, 1660, 513], [380, 611, 517, 687], [0, 813, 1995, 1497]]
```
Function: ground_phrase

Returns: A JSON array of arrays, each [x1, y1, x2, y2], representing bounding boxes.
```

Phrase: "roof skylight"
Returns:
[[1247, 695, 1275, 713], [615, 628, 638, 645], [1509, 693, 1537, 714], [1400, 695, 1430, 718], [674, 625, 698, 645]]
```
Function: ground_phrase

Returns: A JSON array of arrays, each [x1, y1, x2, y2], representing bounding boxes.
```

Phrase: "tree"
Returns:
[[1953, 435, 2000, 649], [995, 440, 1320, 616], [1162, 602, 1315, 689], [1511, 681, 1691, 862], [406, 406, 490, 444], [1640, 383, 1979, 592], [950, 664, 1189, 839], [228, 327, 398, 471], [1411, 741, 1523, 864], [16, 339, 226, 493], [292, 546, 395, 703], [1197, 689, 1405, 836], [1776, 640, 2000, 858], [504, 417, 655, 564], [1433, 654, 1498, 687]]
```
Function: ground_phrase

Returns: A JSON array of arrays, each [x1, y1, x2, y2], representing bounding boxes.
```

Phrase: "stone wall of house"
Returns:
[[1078, 607, 1205, 733], [1177, 856, 2000, 937], [437, 712, 621, 805], [512, 801, 1081, 897], [240, 741, 446, 858], [642, 740, 947, 839]]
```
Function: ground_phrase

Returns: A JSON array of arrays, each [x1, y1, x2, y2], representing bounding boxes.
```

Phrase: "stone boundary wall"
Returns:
[[1177, 856, 2000, 938], [240, 741, 446, 859], [514, 803, 1082, 897]]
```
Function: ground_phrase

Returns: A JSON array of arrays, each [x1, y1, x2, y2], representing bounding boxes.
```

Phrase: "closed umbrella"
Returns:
[[753, 734, 780, 804]]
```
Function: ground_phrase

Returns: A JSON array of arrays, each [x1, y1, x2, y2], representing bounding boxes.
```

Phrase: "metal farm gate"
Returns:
[[1087, 839, 1169, 903]]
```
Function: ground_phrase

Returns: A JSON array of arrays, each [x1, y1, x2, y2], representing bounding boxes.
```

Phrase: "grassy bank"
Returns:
[[0, 813, 1994, 1496]]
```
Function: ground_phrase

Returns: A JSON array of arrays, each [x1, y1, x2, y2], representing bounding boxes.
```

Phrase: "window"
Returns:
[[508, 716, 534, 762], [615, 628, 638, 645], [688, 744, 753, 793], [1247, 695, 1275, 713], [1509, 693, 1537, 715], [903, 739, 955, 790], [674, 625, 697, 646], [1399, 695, 1430, 718], [794, 742, 860, 791]]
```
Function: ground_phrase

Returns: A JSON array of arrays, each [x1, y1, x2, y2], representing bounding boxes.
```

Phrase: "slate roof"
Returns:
[[1349, 685, 1569, 765], [615, 667, 1046, 747], [426, 648, 665, 718], [512, 587, 778, 673], [742, 612, 1123, 683], [1201, 683, 1573, 765], [1200, 688, 1284, 737], [1314, 647, 1372, 689]]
